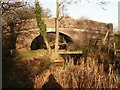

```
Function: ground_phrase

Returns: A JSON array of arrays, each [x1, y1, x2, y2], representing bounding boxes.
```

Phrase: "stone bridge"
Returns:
[[15, 27, 113, 50], [3, 18, 114, 50]]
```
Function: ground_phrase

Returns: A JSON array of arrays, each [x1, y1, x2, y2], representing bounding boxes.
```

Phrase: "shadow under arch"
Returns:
[[31, 32, 73, 50]]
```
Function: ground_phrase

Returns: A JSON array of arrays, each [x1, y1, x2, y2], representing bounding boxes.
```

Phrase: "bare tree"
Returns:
[[54, 0, 110, 54], [2, 0, 27, 15], [2, 0, 51, 23], [2, 0, 29, 30], [2, 0, 52, 51]]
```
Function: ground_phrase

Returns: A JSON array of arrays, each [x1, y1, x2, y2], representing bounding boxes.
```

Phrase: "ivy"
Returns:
[[35, 2, 47, 39]]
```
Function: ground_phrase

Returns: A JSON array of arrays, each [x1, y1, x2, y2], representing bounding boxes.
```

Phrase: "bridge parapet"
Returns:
[[3, 18, 114, 50]]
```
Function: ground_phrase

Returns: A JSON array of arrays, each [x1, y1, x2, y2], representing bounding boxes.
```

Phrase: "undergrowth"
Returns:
[[2, 49, 52, 88], [34, 57, 119, 88], [34, 48, 119, 88]]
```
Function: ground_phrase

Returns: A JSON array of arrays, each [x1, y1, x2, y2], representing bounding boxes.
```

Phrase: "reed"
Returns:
[[34, 57, 118, 88]]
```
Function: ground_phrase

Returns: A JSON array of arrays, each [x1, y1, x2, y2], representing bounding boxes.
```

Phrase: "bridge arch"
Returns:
[[31, 32, 73, 50]]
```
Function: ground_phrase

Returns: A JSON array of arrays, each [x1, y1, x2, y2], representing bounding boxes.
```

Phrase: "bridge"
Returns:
[[3, 18, 114, 50], [15, 28, 113, 50]]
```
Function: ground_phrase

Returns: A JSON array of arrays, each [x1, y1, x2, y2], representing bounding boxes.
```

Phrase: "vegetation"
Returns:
[[57, 59, 118, 88], [2, 0, 52, 51], [2, 0, 120, 89], [35, 1, 51, 53], [2, 0, 51, 20], [34, 49, 119, 88], [2, 49, 52, 88], [3, 45, 120, 88]]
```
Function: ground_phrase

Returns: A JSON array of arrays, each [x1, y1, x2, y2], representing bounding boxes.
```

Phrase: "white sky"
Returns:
[[29, 0, 119, 28], [73, 0, 118, 28]]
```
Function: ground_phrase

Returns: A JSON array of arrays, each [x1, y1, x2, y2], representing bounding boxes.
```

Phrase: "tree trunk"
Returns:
[[44, 37, 51, 53], [55, 0, 59, 54], [35, 0, 51, 53]]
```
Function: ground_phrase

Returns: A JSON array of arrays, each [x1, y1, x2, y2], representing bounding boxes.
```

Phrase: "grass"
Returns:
[[58, 59, 118, 88], [80, 46, 98, 51], [2, 49, 52, 88], [34, 56, 119, 88], [114, 34, 120, 49], [2, 46, 120, 88], [33, 48, 119, 88], [11, 49, 48, 59]]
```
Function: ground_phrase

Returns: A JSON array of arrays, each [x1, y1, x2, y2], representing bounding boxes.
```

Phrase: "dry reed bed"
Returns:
[[34, 57, 118, 88]]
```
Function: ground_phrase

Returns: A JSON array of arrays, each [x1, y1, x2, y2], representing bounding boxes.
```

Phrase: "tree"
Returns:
[[2, 0, 52, 51], [2, 0, 28, 51], [2, 0, 52, 34], [1, 0, 29, 31], [42, 8, 52, 18], [35, 0, 51, 53], [54, 0, 110, 54], [2, 0, 52, 22], [54, 0, 59, 54]]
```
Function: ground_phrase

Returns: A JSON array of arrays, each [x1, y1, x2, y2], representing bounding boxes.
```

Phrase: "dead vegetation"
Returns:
[[34, 49, 119, 88], [55, 59, 118, 88], [2, 46, 120, 88], [2, 50, 52, 88], [34, 59, 119, 88]]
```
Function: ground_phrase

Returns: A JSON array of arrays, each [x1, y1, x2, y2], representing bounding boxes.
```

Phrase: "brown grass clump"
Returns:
[[57, 58, 118, 88], [34, 56, 118, 88]]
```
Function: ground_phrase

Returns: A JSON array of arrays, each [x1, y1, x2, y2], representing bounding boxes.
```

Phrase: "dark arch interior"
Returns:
[[31, 32, 73, 50], [59, 32, 73, 43], [31, 35, 46, 50]]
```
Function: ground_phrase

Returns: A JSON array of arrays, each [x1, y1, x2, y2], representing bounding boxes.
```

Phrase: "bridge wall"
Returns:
[[3, 18, 114, 50], [15, 28, 113, 50]]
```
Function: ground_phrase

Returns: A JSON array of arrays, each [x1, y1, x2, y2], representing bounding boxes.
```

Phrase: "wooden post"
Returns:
[[108, 23, 113, 44], [102, 30, 110, 44]]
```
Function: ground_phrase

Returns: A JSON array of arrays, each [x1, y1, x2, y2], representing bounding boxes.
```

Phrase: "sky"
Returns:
[[29, 0, 119, 29]]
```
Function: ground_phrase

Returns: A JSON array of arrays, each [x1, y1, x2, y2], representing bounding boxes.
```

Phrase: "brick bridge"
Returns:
[[3, 18, 114, 50]]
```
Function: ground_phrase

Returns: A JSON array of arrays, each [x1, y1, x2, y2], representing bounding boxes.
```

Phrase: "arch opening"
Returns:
[[31, 32, 73, 50]]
